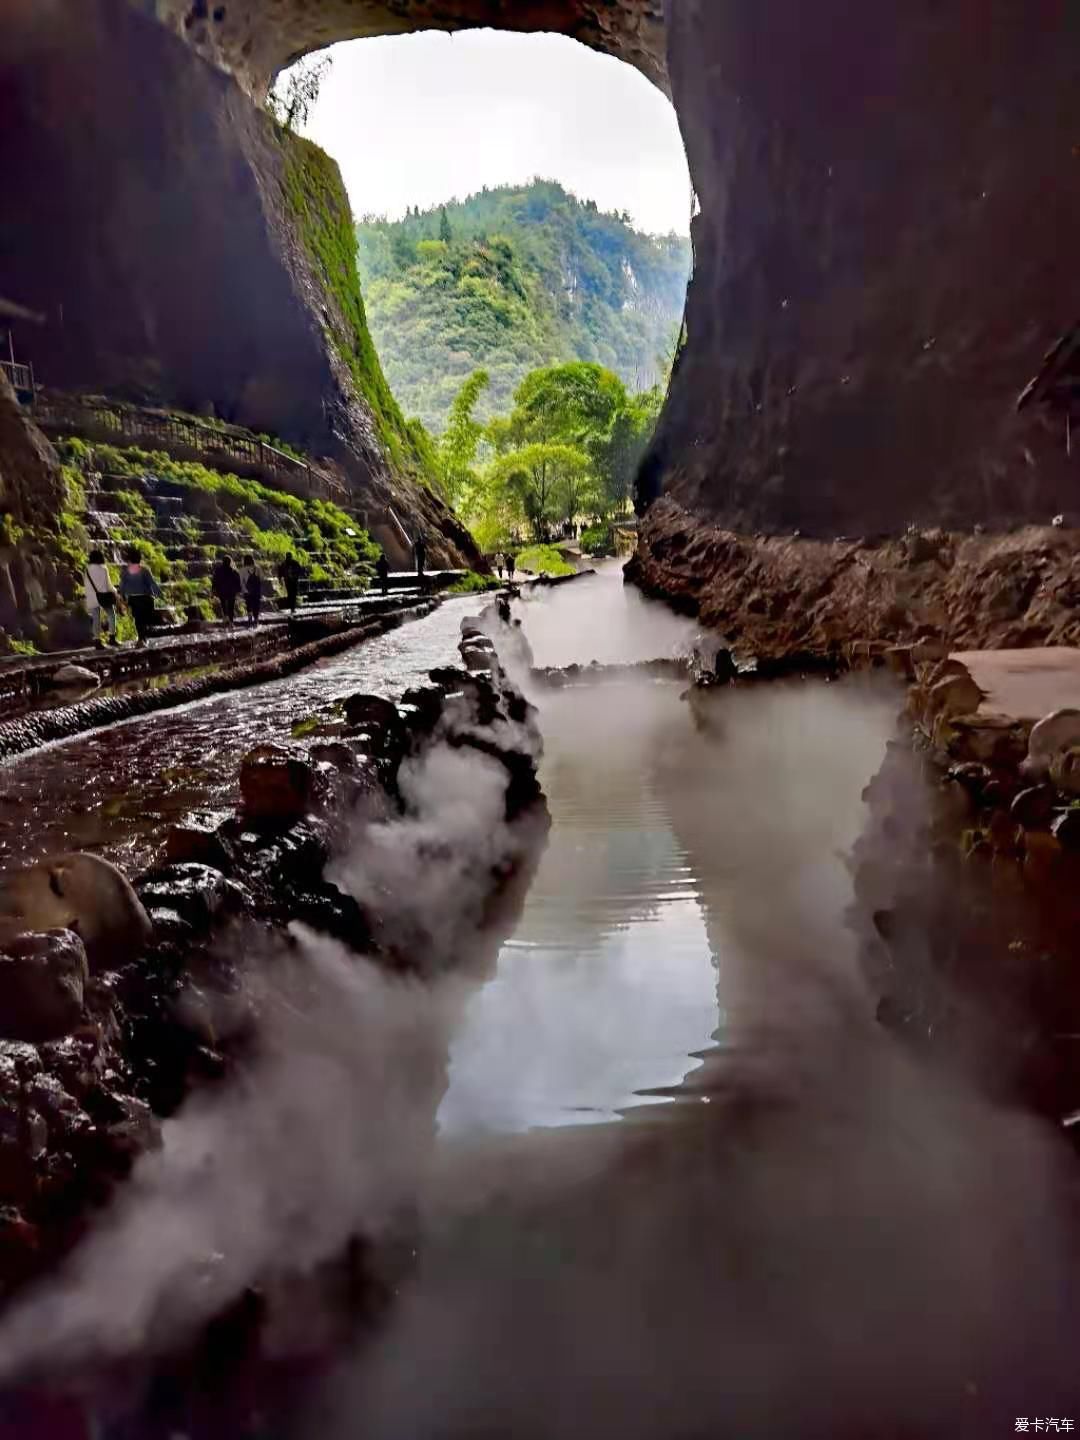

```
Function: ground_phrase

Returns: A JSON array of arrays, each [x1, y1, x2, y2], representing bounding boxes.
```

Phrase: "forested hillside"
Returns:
[[355, 181, 690, 432]]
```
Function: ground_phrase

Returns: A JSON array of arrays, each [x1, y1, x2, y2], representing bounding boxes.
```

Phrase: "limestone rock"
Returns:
[[0, 930, 87, 1043], [0, 853, 151, 972]]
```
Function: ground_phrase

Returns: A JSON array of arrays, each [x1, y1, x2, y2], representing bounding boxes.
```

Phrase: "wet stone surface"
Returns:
[[0, 600, 479, 878]]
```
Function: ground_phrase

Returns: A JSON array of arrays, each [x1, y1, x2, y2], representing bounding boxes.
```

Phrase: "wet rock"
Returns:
[[39, 1032, 106, 1099], [163, 811, 235, 872], [398, 686, 445, 733], [48, 663, 99, 689], [0, 1042, 43, 1083], [136, 863, 233, 931], [342, 693, 408, 761], [0, 930, 87, 1042], [1051, 808, 1080, 849], [0, 852, 152, 972], [1049, 745, 1080, 797], [460, 643, 496, 673], [26, 1074, 94, 1150], [1010, 785, 1058, 831], [239, 744, 320, 824]]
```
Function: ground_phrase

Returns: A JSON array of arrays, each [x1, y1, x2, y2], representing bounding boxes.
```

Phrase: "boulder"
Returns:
[[239, 744, 319, 824], [341, 693, 408, 760], [1026, 709, 1080, 779], [48, 663, 99, 689], [1049, 745, 1080, 797], [1052, 808, 1080, 850], [927, 672, 984, 722], [0, 853, 152, 972], [1010, 785, 1058, 831], [162, 811, 235, 872], [136, 863, 232, 930], [0, 930, 87, 1042]]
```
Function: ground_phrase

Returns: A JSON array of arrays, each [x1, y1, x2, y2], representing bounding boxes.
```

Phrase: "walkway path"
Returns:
[[0, 596, 478, 877]]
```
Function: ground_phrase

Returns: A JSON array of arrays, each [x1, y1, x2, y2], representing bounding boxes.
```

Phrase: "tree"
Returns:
[[267, 54, 333, 134], [438, 369, 490, 504], [439, 207, 453, 244], [510, 362, 627, 449], [486, 442, 590, 542]]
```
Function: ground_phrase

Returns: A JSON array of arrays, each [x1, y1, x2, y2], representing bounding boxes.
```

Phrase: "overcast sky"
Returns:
[[301, 30, 691, 237]]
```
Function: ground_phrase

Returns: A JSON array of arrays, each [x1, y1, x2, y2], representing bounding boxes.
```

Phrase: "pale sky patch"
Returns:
[[301, 29, 692, 237]]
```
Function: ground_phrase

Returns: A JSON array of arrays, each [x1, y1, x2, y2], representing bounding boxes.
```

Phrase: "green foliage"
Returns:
[[446, 358, 663, 550], [445, 571, 499, 595], [515, 545, 575, 578], [280, 133, 440, 490], [439, 370, 490, 504], [267, 54, 333, 135], [580, 525, 614, 557], [355, 180, 690, 433]]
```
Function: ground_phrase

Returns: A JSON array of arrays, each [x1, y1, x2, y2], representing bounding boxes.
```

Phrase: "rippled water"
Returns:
[[0, 599, 479, 875]]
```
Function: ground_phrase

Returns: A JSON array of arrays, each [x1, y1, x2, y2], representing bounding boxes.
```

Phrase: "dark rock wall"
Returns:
[[6, 0, 1080, 565], [0, 0, 476, 566], [0, 376, 86, 649], [649, 0, 1080, 535]]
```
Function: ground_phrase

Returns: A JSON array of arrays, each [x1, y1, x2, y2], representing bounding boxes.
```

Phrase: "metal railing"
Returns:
[[0, 359, 33, 393], [32, 393, 346, 504]]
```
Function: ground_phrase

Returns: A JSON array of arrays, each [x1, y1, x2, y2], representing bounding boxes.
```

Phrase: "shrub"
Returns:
[[515, 545, 575, 578], [580, 525, 613, 558]]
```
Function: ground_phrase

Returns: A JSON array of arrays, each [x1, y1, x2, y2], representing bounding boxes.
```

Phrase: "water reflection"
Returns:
[[439, 680, 719, 1134]]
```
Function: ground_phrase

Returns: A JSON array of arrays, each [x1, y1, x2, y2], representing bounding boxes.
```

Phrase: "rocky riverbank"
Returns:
[[0, 610, 545, 1328], [629, 497, 1080, 659], [845, 650, 1080, 1127]]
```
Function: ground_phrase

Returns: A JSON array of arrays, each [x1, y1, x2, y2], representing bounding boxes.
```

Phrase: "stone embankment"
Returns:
[[0, 610, 544, 1303], [851, 644, 1080, 1125]]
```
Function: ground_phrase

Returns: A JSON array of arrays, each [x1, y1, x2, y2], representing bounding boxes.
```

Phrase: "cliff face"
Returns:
[[4, 0, 1080, 601], [648, 0, 1080, 536], [0, 0, 475, 567], [0, 376, 86, 651]]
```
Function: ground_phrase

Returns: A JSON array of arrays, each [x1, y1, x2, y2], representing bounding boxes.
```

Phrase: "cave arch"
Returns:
[[144, 0, 669, 97]]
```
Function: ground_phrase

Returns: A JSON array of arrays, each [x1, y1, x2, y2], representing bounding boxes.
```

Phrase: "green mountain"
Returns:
[[354, 180, 691, 433]]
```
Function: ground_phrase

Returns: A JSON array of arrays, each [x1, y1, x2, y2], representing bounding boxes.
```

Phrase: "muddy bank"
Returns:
[[630, 496, 1080, 657], [0, 612, 545, 1353]]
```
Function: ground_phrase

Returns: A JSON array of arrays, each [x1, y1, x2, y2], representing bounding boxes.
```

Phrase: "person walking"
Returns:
[[506, 550, 517, 583], [118, 547, 163, 647], [495, 553, 504, 581], [375, 552, 390, 597], [83, 548, 119, 648], [413, 532, 427, 587], [242, 555, 264, 625], [279, 554, 302, 613], [211, 554, 242, 626]]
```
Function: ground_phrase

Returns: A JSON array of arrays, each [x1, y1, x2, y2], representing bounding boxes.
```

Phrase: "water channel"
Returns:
[[2, 566, 1078, 1433]]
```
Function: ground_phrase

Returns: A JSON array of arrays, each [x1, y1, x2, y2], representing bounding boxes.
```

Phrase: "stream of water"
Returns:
[[3, 567, 1078, 1433]]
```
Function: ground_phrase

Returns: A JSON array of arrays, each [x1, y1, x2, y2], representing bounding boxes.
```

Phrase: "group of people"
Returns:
[[84, 547, 162, 648], [494, 551, 518, 582], [83, 548, 308, 648]]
